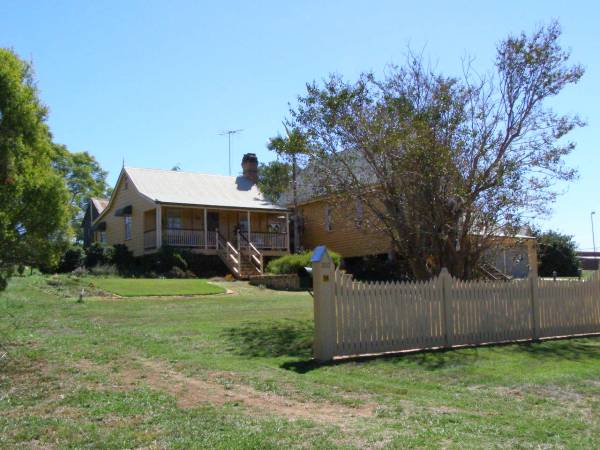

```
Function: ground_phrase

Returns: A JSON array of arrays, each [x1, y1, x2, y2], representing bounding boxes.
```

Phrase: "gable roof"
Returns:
[[91, 197, 109, 214], [124, 167, 286, 211]]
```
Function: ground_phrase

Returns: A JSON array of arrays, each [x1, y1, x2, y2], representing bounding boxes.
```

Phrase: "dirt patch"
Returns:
[[115, 357, 375, 428]]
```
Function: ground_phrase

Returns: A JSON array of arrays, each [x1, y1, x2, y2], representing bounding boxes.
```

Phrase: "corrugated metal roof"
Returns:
[[124, 167, 287, 211]]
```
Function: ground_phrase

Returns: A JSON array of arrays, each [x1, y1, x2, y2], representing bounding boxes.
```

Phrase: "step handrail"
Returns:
[[216, 231, 240, 275]]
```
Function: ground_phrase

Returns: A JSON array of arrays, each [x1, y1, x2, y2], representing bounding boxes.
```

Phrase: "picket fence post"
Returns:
[[312, 246, 336, 362], [529, 271, 540, 340], [439, 268, 454, 347]]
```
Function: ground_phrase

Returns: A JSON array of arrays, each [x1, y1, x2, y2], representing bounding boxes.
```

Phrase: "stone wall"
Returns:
[[248, 273, 300, 290]]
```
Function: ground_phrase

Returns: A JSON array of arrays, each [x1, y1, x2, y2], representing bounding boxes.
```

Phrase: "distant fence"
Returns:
[[311, 247, 600, 361]]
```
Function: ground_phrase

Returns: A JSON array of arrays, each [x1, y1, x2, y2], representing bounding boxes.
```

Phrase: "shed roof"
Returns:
[[124, 167, 286, 211]]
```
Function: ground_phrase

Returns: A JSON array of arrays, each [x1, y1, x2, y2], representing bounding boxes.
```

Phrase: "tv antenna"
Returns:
[[219, 129, 243, 175]]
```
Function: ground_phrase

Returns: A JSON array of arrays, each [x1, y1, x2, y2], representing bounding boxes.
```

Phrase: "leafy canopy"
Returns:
[[257, 160, 291, 203], [535, 230, 580, 277], [51, 144, 110, 238], [289, 22, 583, 279], [0, 48, 71, 288]]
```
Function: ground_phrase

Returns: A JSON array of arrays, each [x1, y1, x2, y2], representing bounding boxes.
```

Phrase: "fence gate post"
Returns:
[[439, 268, 454, 348], [529, 272, 540, 340], [311, 246, 336, 362]]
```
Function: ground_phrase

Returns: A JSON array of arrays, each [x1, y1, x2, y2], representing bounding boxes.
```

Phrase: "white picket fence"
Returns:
[[311, 248, 600, 361]]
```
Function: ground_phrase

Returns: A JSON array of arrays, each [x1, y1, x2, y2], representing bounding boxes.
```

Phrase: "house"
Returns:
[[294, 195, 537, 279], [284, 155, 538, 279], [81, 197, 109, 247], [92, 153, 290, 277]]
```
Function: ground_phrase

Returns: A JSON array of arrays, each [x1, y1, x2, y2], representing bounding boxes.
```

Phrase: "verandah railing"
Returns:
[[153, 229, 284, 250], [160, 229, 218, 248], [241, 231, 287, 250]]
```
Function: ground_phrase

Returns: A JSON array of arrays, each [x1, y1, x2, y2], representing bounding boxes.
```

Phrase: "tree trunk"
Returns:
[[292, 154, 300, 253]]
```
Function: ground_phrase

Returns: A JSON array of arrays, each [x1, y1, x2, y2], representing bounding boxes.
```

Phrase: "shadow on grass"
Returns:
[[223, 319, 313, 358], [512, 337, 600, 361], [397, 347, 481, 370], [281, 346, 482, 374], [281, 337, 600, 374], [225, 319, 600, 373]]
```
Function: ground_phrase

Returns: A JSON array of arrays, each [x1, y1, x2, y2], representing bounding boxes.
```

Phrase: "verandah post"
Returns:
[[204, 208, 208, 250], [312, 246, 336, 362], [155, 204, 162, 249]]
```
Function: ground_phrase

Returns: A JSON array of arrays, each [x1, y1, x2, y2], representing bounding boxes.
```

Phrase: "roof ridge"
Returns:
[[125, 166, 238, 178]]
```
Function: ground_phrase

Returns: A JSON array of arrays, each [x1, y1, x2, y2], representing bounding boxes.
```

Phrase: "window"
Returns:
[[166, 209, 182, 229], [324, 206, 333, 232], [124, 216, 132, 240], [99, 231, 106, 244], [354, 200, 364, 228], [123, 176, 128, 190]]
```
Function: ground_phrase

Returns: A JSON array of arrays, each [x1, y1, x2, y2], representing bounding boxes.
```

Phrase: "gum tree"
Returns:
[[290, 22, 583, 279]]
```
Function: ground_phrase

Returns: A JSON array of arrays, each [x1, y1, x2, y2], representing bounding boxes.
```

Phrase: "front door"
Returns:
[[207, 212, 219, 233]]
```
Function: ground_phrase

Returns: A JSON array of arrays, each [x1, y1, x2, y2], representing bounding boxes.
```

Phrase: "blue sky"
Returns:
[[2, 1, 599, 249]]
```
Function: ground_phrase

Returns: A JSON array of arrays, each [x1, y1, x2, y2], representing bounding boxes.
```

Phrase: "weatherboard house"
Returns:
[[285, 158, 538, 280], [91, 154, 290, 278]]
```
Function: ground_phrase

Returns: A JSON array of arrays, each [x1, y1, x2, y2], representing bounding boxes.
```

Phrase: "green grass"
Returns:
[[91, 277, 225, 296], [2, 274, 600, 448]]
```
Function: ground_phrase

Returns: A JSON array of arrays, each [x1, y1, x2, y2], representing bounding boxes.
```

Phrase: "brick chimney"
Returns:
[[241, 153, 258, 183]]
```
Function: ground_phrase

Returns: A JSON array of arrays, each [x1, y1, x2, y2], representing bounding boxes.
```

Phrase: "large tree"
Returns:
[[257, 160, 291, 203], [0, 48, 71, 289], [290, 22, 583, 279], [267, 126, 310, 252], [51, 144, 110, 240]]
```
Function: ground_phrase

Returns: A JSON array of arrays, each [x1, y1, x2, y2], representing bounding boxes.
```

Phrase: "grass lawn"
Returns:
[[2, 274, 600, 448], [90, 277, 226, 296]]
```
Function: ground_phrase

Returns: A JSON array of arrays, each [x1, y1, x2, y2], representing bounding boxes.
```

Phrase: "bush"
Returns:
[[111, 244, 134, 275], [71, 266, 88, 277], [342, 254, 412, 282], [267, 250, 341, 275], [178, 251, 228, 278], [58, 246, 85, 273], [536, 230, 580, 277], [89, 264, 118, 277], [166, 266, 187, 278], [155, 246, 188, 273], [85, 243, 112, 268]]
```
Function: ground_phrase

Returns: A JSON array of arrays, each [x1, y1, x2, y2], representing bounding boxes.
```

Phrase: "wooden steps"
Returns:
[[479, 262, 512, 281], [216, 231, 264, 280]]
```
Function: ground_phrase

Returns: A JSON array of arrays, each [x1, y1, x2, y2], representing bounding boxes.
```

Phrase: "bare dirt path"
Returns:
[[117, 357, 375, 428]]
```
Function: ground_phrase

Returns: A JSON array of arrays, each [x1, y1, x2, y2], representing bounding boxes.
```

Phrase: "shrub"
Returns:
[[89, 264, 118, 277], [71, 266, 88, 277], [179, 251, 228, 278], [342, 254, 412, 282], [155, 246, 188, 274], [85, 243, 111, 268], [166, 266, 187, 278], [111, 244, 134, 274], [267, 250, 341, 275], [58, 246, 85, 273]]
